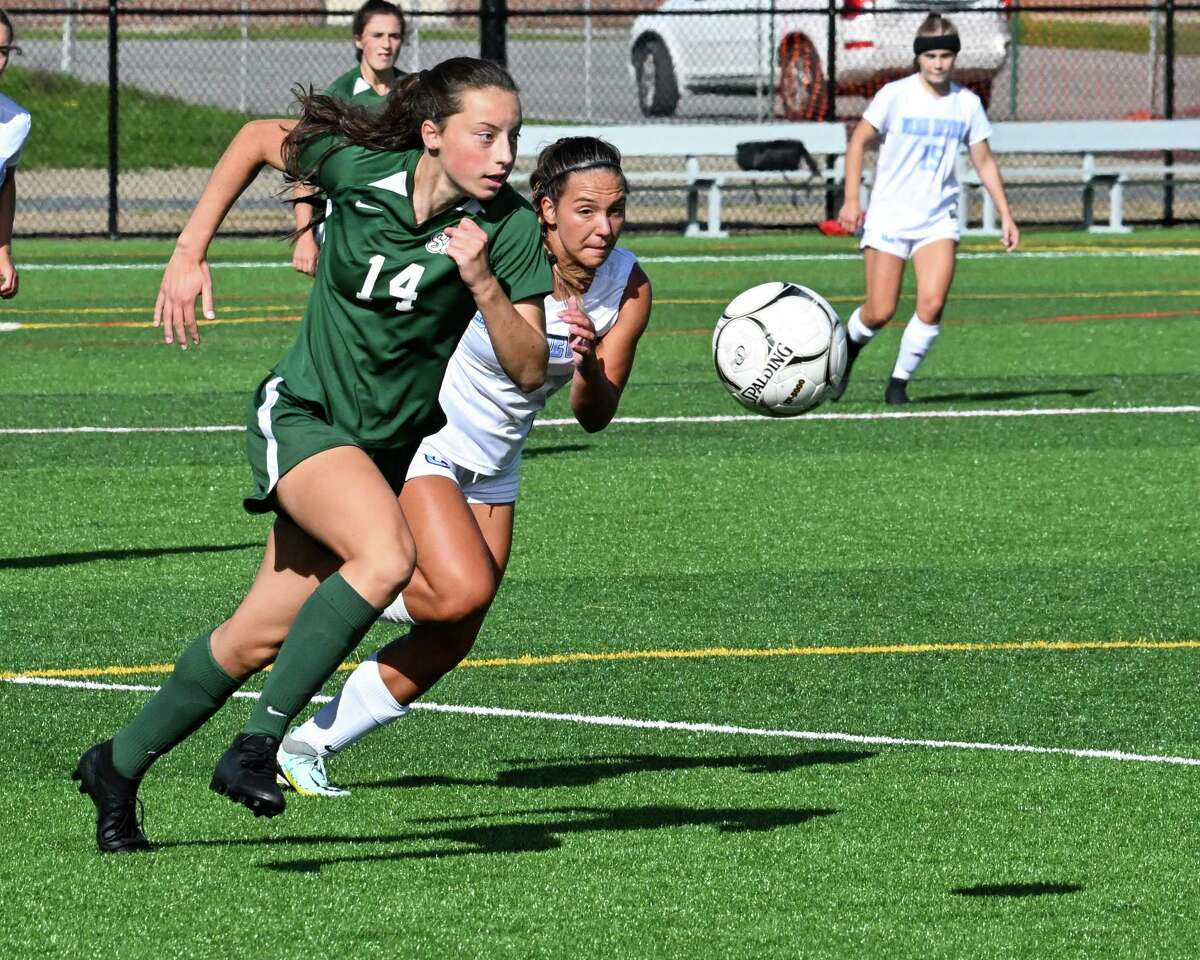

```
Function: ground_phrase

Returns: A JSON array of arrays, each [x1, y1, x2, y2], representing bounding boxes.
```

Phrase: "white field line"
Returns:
[[3, 405, 1199, 437], [15, 248, 1200, 273], [6, 673, 1198, 768]]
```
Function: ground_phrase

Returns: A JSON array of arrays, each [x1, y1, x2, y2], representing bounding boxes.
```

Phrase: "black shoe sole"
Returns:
[[209, 774, 285, 818]]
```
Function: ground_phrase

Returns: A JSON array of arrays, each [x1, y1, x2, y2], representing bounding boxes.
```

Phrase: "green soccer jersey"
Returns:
[[273, 138, 552, 449], [324, 67, 399, 108]]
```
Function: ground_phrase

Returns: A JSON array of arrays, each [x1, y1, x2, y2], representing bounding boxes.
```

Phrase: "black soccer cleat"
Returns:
[[210, 733, 286, 818], [829, 337, 865, 402], [884, 376, 911, 406], [72, 740, 152, 854]]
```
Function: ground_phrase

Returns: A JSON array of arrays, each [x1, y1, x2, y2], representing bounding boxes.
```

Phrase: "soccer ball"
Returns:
[[712, 281, 847, 417]]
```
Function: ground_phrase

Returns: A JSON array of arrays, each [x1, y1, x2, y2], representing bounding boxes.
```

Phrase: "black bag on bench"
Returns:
[[735, 140, 820, 177]]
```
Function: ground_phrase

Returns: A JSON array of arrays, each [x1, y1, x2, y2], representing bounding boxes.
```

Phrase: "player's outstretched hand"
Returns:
[[837, 200, 865, 235], [443, 218, 493, 292], [153, 249, 212, 349], [1001, 218, 1020, 253], [561, 295, 598, 369], [292, 232, 320, 277]]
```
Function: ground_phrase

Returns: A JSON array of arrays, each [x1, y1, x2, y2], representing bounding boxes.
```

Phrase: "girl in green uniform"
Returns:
[[72, 57, 552, 854], [293, 0, 406, 275]]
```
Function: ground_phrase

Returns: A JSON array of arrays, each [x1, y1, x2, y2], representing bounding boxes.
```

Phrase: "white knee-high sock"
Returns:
[[379, 592, 414, 624], [891, 314, 941, 381], [288, 653, 409, 756], [846, 307, 879, 345]]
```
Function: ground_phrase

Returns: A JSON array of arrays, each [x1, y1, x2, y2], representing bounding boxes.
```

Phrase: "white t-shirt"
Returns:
[[428, 246, 638, 475], [0, 93, 31, 187], [862, 74, 991, 237]]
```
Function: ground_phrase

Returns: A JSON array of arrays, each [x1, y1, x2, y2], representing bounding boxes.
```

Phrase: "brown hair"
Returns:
[[530, 136, 627, 297], [284, 56, 518, 181], [352, 0, 405, 63]]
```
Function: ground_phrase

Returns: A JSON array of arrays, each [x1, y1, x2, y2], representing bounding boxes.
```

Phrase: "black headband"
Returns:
[[914, 34, 960, 55]]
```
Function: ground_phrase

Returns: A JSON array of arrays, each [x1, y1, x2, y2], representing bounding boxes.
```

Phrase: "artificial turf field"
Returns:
[[1, 230, 1198, 958]]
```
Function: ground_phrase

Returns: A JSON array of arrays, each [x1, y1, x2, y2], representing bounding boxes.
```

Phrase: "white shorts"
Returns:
[[404, 436, 520, 505], [860, 219, 959, 260]]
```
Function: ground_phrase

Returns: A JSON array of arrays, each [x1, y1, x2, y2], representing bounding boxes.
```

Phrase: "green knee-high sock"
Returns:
[[111, 632, 242, 779], [243, 572, 379, 740]]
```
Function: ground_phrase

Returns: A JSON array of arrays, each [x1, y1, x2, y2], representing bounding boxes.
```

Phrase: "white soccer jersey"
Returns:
[[428, 246, 638, 475], [862, 74, 991, 237], [0, 92, 31, 187]]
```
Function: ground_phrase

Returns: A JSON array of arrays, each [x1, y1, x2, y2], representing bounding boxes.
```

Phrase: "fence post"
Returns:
[[1008, 0, 1019, 119], [60, 0, 76, 73], [825, 0, 837, 115], [480, 0, 507, 67], [825, 0, 838, 220], [238, 0, 249, 115], [584, 0, 593, 123], [767, 0, 776, 111], [1164, 0, 1175, 225], [107, 0, 119, 239]]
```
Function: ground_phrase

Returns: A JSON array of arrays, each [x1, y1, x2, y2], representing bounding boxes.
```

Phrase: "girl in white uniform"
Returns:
[[835, 13, 1018, 405], [0, 10, 31, 299], [277, 136, 652, 794]]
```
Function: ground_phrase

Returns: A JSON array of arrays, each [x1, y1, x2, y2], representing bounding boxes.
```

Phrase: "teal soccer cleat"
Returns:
[[276, 732, 349, 798]]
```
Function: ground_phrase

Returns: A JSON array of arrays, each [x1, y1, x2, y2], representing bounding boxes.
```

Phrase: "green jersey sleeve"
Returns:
[[488, 204, 553, 305], [294, 133, 359, 199]]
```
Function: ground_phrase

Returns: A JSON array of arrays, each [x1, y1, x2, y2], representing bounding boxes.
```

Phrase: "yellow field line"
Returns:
[[0, 304, 299, 317], [3, 637, 1195, 681], [16, 315, 301, 331]]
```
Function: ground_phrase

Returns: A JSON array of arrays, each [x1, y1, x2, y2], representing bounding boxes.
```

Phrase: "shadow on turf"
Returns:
[[208, 804, 837, 873], [0, 542, 259, 570], [952, 882, 1084, 898], [346, 750, 875, 791], [522, 443, 591, 459], [914, 387, 1097, 404]]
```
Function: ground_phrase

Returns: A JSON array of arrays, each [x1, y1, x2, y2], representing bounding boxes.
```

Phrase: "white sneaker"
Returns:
[[276, 732, 349, 798]]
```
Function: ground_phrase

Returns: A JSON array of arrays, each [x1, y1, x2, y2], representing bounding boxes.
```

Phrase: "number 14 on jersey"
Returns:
[[356, 255, 425, 312]]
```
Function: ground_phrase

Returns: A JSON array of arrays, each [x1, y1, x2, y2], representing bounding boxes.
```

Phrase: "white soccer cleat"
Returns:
[[276, 733, 349, 798]]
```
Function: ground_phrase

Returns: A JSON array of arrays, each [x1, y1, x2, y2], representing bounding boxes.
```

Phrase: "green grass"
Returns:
[[3, 66, 255, 171], [1, 231, 1199, 958], [1017, 14, 1200, 57]]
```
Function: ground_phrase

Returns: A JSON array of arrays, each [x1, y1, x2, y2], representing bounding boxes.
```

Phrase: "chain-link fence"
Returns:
[[4, 1, 1198, 235]]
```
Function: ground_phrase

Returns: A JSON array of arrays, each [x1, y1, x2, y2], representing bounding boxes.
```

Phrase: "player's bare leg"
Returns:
[[211, 446, 414, 815], [887, 239, 956, 404], [833, 246, 905, 401], [281, 483, 514, 794]]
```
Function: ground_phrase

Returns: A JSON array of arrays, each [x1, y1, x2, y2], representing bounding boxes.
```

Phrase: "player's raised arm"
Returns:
[[154, 118, 297, 349], [445, 215, 548, 393], [569, 266, 652, 432]]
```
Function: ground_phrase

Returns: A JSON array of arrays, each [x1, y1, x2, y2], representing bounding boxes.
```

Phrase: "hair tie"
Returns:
[[914, 34, 960, 55]]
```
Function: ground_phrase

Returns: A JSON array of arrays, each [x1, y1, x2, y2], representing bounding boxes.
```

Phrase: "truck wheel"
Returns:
[[633, 37, 680, 117], [778, 35, 830, 121]]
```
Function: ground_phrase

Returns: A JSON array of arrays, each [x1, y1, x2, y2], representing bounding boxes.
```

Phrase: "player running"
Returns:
[[293, 0, 406, 276], [276, 136, 652, 796], [72, 57, 552, 853], [834, 13, 1018, 405]]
